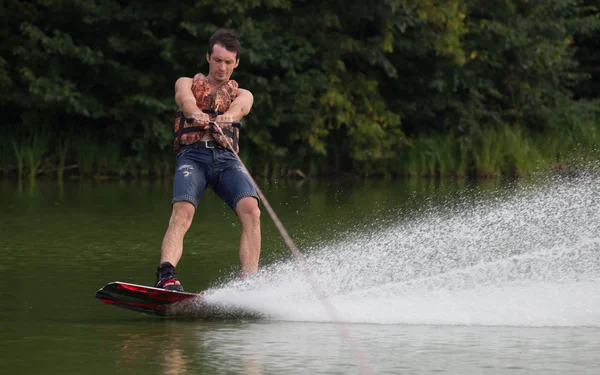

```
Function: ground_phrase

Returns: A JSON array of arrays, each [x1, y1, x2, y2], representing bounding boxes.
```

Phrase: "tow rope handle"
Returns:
[[185, 117, 242, 128], [184, 109, 242, 128]]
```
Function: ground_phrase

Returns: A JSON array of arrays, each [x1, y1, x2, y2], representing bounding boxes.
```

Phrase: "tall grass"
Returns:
[[122, 155, 142, 179], [0, 137, 13, 178], [11, 138, 25, 181], [151, 153, 172, 179], [95, 141, 122, 178], [23, 131, 48, 182], [56, 136, 70, 181], [399, 133, 464, 179], [472, 126, 504, 178], [402, 138, 436, 178], [395, 121, 600, 179], [74, 136, 97, 178], [3, 119, 598, 181], [534, 120, 600, 173], [499, 126, 543, 177]]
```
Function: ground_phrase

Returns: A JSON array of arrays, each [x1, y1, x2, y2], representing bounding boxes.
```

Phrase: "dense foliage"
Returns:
[[1, 0, 599, 180]]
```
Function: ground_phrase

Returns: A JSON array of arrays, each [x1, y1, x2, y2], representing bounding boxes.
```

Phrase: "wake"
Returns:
[[202, 169, 600, 327]]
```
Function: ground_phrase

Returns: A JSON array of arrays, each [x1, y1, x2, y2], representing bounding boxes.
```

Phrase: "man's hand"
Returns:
[[214, 114, 235, 129], [190, 110, 210, 126], [215, 114, 234, 124]]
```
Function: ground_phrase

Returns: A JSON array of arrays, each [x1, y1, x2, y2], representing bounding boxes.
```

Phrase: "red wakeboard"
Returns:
[[95, 281, 202, 316]]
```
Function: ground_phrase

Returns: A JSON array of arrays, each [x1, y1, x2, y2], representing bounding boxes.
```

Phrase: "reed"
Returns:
[[24, 131, 48, 182], [456, 137, 470, 178], [421, 138, 438, 178], [434, 132, 461, 178], [571, 120, 600, 162], [405, 152, 420, 178], [401, 136, 451, 178], [308, 157, 321, 177], [56, 136, 70, 181], [95, 141, 121, 178], [0, 139, 12, 178], [401, 139, 427, 178], [139, 161, 150, 179], [534, 120, 599, 171], [74, 136, 97, 178], [472, 126, 504, 178], [151, 153, 172, 179], [134, 149, 153, 179], [123, 155, 142, 179], [11, 138, 25, 180], [498, 125, 539, 177], [148, 147, 173, 179]]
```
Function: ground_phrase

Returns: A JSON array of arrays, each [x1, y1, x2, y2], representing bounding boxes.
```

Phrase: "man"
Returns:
[[155, 29, 260, 291]]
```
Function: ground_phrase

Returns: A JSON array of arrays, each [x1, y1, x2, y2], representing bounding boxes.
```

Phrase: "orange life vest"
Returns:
[[173, 73, 239, 153]]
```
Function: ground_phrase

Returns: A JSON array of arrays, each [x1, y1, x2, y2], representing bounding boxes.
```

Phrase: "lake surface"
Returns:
[[1, 172, 599, 374]]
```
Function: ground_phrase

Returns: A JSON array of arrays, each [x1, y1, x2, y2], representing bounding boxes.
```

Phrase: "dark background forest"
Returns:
[[1, 0, 599, 181]]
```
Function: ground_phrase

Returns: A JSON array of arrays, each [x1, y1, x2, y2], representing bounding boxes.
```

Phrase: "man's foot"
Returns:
[[155, 262, 184, 292]]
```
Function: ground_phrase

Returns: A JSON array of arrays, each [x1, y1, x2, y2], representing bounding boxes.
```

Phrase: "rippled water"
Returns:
[[1, 168, 599, 374]]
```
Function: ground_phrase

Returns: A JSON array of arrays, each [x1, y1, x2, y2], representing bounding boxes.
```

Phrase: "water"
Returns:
[[1, 169, 599, 374], [203, 172, 600, 328]]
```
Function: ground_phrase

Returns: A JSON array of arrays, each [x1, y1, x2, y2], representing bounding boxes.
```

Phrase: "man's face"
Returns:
[[206, 43, 239, 83]]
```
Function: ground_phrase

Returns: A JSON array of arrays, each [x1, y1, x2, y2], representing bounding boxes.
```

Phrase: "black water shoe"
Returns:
[[155, 262, 184, 292]]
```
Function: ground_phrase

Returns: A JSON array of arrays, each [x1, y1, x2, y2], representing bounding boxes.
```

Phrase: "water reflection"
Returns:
[[107, 319, 372, 375], [114, 324, 190, 375], [111, 321, 264, 375], [104, 318, 600, 375]]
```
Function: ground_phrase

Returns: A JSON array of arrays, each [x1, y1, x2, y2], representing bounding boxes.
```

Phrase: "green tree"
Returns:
[[1, 0, 598, 179]]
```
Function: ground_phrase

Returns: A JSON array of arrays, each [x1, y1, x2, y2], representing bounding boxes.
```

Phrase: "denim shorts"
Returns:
[[172, 146, 259, 212]]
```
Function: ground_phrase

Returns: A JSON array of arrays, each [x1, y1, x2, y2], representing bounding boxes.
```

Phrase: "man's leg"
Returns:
[[236, 197, 261, 277], [157, 149, 209, 290], [212, 149, 261, 277], [161, 201, 196, 266], [156, 201, 196, 290]]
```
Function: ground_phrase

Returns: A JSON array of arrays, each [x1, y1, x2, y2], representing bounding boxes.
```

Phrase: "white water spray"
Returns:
[[202, 171, 600, 327]]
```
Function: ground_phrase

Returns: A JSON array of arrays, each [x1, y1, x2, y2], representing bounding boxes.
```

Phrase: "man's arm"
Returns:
[[174, 77, 204, 119], [222, 88, 254, 121]]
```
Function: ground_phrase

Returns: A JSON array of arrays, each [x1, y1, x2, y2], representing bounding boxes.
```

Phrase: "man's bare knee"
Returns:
[[236, 197, 260, 221], [170, 201, 196, 230]]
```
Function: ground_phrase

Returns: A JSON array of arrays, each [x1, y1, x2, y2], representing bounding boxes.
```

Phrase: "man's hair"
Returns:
[[208, 29, 241, 60]]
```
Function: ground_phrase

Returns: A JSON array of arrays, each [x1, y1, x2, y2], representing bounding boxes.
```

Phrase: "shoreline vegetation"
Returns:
[[2, 1, 599, 182], [2, 122, 598, 182]]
